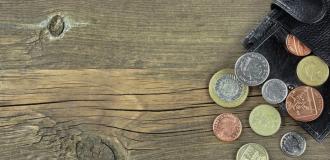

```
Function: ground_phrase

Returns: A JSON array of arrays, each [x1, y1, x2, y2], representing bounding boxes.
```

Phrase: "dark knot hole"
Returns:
[[48, 15, 65, 37]]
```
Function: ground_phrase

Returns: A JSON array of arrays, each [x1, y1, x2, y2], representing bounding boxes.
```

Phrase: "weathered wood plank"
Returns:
[[0, 0, 270, 70], [0, 69, 329, 160], [1, 0, 329, 160]]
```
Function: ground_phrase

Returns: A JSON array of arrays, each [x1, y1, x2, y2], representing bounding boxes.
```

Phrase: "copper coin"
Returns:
[[286, 86, 324, 122], [286, 34, 312, 57], [213, 113, 242, 142]]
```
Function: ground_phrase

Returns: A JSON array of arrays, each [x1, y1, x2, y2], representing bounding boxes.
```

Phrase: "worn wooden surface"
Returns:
[[1, 0, 330, 160]]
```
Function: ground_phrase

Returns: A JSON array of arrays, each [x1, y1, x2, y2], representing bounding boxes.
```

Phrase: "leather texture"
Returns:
[[274, 0, 330, 65], [243, 0, 330, 142], [271, 0, 327, 24]]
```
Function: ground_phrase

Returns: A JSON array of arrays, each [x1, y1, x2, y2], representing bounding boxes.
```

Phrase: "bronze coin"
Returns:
[[213, 113, 242, 142], [286, 86, 324, 122], [286, 34, 312, 57]]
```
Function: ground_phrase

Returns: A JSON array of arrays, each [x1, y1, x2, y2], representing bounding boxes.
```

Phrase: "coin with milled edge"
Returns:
[[280, 131, 306, 157], [286, 34, 312, 57], [209, 69, 249, 108], [286, 86, 324, 122], [249, 104, 281, 136], [213, 113, 242, 142], [297, 55, 329, 86], [262, 79, 288, 104], [235, 52, 270, 86], [236, 143, 269, 160]]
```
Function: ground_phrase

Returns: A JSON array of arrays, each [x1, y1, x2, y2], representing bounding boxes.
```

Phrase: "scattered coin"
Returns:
[[236, 143, 269, 160], [262, 79, 288, 104], [297, 55, 329, 86], [286, 34, 312, 57], [235, 52, 270, 86], [249, 104, 281, 136], [280, 131, 306, 157], [213, 113, 242, 142], [286, 86, 324, 122], [209, 69, 249, 108]]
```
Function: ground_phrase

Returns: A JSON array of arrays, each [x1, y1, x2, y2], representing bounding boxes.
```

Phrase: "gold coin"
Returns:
[[209, 69, 249, 108], [297, 56, 329, 86], [236, 143, 269, 160], [249, 104, 281, 136]]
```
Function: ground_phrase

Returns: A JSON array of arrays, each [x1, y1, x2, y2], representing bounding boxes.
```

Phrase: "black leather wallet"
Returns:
[[242, 0, 330, 142]]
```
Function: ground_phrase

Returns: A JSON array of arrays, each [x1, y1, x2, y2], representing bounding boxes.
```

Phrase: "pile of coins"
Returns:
[[209, 34, 329, 159]]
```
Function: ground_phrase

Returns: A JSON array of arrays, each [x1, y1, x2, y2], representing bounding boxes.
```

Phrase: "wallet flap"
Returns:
[[271, 0, 327, 24]]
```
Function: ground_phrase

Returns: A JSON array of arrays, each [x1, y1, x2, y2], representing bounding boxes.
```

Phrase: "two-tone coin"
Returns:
[[286, 86, 324, 122], [249, 104, 281, 136], [280, 131, 306, 157], [297, 55, 329, 86], [235, 52, 270, 86], [213, 113, 242, 142], [262, 79, 288, 104], [236, 143, 269, 160], [286, 34, 312, 57], [209, 69, 249, 108]]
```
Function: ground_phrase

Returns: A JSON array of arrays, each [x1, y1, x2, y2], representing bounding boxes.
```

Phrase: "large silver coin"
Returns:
[[280, 132, 306, 157], [235, 52, 270, 86], [262, 79, 288, 104]]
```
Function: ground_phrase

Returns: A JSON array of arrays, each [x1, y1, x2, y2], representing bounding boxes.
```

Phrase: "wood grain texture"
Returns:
[[1, 0, 329, 160]]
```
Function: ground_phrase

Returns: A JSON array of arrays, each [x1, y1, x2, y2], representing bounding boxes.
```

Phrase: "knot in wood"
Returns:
[[76, 136, 116, 160], [48, 15, 65, 37]]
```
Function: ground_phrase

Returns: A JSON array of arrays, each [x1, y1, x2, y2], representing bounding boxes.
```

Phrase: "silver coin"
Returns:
[[215, 74, 244, 102], [235, 52, 270, 86], [280, 131, 306, 157], [262, 79, 288, 104]]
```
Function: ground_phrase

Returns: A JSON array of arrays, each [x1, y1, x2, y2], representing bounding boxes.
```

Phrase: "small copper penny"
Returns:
[[286, 34, 312, 57], [286, 86, 324, 122], [213, 113, 242, 142]]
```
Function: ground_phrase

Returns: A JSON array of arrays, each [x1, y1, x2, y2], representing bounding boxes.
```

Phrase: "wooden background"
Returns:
[[1, 0, 330, 159]]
